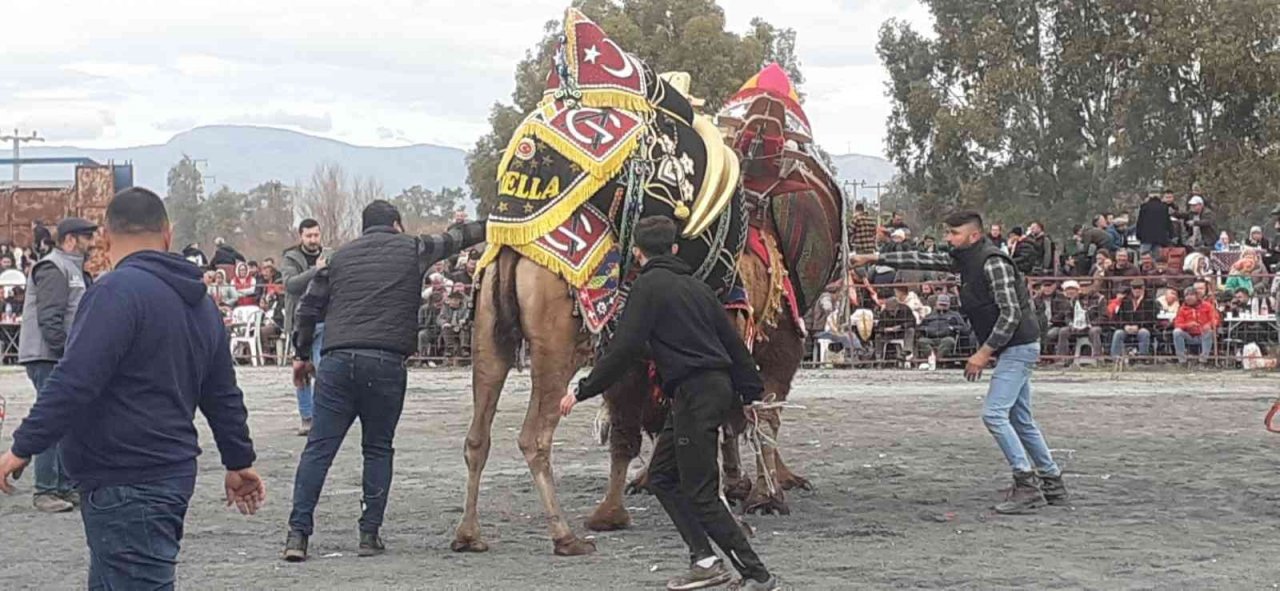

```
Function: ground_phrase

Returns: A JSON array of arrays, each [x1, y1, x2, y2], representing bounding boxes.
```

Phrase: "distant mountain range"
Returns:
[[23, 125, 468, 196], [21, 124, 896, 204]]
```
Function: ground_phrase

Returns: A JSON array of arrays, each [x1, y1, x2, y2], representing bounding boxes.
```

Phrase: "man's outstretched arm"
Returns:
[[851, 251, 953, 272]]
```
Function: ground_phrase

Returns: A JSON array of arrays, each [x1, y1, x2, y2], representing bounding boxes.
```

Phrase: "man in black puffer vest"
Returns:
[[854, 210, 1068, 515], [282, 200, 484, 561]]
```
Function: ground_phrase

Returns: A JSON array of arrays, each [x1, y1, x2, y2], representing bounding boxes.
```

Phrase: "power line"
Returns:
[[0, 129, 44, 186]]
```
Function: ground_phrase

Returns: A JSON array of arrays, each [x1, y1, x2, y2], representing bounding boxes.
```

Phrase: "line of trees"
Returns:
[[878, 0, 1280, 234], [165, 155, 470, 259]]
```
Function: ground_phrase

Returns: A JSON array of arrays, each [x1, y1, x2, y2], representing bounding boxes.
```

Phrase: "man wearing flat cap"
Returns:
[[16, 217, 98, 513]]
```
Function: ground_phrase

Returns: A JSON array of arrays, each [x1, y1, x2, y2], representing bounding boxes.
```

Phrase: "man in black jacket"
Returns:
[[1136, 191, 1174, 260], [559, 217, 777, 591], [1107, 280, 1157, 360], [283, 200, 484, 561]]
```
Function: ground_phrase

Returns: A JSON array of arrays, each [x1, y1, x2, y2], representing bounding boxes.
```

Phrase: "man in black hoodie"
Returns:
[[559, 217, 777, 591], [0, 187, 264, 589]]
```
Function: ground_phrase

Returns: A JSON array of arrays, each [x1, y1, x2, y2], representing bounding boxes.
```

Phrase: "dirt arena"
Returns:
[[2, 365, 1279, 589]]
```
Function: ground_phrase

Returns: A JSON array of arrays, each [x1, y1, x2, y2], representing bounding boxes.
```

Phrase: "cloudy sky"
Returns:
[[1, 0, 932, 157]]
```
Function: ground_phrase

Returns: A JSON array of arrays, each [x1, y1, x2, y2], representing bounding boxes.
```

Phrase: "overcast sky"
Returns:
[[1, 0, 932, 157]]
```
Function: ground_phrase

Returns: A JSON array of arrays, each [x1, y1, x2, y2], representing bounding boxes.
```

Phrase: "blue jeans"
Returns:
[[982, 342, 1060, 475], [289, 349, 407, 535], [25, 361, 71, 496], [1173, 328, 1213, 362], [80, 475, 195, 590], [296, 322, 325, 420], [1110, 328, 1151, 357]]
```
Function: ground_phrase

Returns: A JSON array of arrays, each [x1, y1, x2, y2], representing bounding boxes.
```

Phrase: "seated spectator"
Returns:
[[1158, 288, 1181, 317], [1137, 252, 1170, 290], [875, 291, 917, 362], [915, 295, 967, 362], [418, 297, 442, 366], [811, 294, 860, 358], [1096, 249, 1140, 298], [919, 236, 938, 253], [881, 229, 912, 254], [1032, 281, 1058, 348], [1224, 288, 1253, 316], [1214, 231, 1232, 252], [1224, 257, 1258, 295], [893, 285, 930, 323], [0, 254, 14, 271], [1107, 280, 1157, 360], [4, 285, 25, 317], [231, 261, 258, 308], [1173, 288, 1220, 365], [259, 292, 286, 343], [1244, 226, 1273, 268], [1050, 280, 1104, 364], [438, 291, 472, 366]]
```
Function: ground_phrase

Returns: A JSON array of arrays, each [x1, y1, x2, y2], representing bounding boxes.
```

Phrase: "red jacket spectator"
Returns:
[[1174, 298, 1220, 336], [231, 262, 258, 308]]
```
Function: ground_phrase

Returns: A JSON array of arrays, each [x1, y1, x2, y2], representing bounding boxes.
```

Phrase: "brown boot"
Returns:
[[1038, 472, 1069, 506], [993, 471, 1046, 514]]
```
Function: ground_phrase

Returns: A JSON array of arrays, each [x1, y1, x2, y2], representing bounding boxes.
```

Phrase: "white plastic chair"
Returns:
[[229, 306, 264, 366]]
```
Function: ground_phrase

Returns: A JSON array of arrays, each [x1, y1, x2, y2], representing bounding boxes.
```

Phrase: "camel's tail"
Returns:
[[491, 247, 524, 363]]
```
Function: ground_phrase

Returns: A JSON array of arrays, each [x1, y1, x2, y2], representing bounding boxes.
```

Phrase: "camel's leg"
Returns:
[[744, 318, 804, 515], [517, 259, 596, 556], [452, 268, 515, 553], [587, 367, 647, 531]]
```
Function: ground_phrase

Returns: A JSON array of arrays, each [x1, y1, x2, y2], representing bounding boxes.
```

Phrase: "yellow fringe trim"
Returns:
[[511, 234, 615, 288], [485, 172, 610, 246], [475, 242, 502, 274]]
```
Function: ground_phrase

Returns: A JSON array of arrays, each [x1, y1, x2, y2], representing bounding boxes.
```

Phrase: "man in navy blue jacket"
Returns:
[[0, 187, 265, 589]]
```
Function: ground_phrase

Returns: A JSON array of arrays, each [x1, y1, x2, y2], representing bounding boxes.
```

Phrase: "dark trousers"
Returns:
[[289, 349, 407, 536], [25, 361, 71, 496], [81, 475, 196, 590], [649, 370, 770, 582]]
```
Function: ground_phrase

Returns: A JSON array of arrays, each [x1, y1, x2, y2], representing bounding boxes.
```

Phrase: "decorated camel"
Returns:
[[584, 64, 845, 526], [454, 9, 749, 556], [455, 10, 843, 555]]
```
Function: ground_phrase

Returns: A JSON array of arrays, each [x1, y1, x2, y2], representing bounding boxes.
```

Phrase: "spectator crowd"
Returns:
[[824, 190, 1280, 369]]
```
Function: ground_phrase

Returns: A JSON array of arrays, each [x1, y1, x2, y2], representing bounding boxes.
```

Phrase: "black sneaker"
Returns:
[[667, 559, 732, 590], [1039, 472, 1069, 506], [993, 471, 1046, 514], [358, 530, 385, 557], [283, 530, 309, 562]]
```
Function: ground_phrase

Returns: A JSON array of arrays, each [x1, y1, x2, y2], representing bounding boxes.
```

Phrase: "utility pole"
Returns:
[[0, 129, 44, 186]]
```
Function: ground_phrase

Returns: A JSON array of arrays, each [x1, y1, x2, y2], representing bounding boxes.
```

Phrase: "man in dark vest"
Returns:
[[17, 217, 97, 513], [282, 200, 484, 561], [853, 210, 1068, 514]]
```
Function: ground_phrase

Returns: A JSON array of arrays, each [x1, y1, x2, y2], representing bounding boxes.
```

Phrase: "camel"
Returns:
[[453, 9, 749, 555], [584, 63, 845, 527]]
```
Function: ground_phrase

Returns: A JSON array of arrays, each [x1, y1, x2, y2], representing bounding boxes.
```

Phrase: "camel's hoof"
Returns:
[[553, 535, 597, 556], [744, 493, 791, 516], [724, 478, 753, 503], [585, 504, 632, 532], [450, 537, 490, 553], [779, 473, 813, 492], [625, 475, 652, 496]]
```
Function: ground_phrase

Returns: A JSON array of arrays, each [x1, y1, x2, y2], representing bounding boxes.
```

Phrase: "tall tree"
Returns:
[[242, 181, 296, 257], [466, 0, 805, 215], [297, 163, 386, 246], [391, 185, 465, 234], [879, 0, 1280, 235], [196, 186, 248, 252], [166, 155, 204, 249]]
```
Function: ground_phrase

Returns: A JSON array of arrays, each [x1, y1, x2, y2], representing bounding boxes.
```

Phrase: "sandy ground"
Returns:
[[1, 365, 1279, 590]]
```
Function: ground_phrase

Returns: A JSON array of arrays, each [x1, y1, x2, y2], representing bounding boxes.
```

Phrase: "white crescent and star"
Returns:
[[583, 41, 634, 79]]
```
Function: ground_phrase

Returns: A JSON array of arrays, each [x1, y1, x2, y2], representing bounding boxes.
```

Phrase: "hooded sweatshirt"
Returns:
[[11, 250, 255, 491], [576, 255, 763, 403]]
